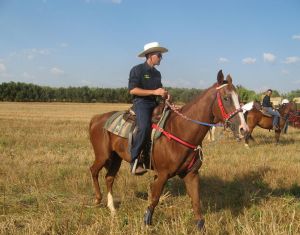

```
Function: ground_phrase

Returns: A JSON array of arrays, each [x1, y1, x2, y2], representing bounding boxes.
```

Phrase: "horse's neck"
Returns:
[[166, 86, 216, 144], [278, 105, 289, 116], [180, 86, 216, 122]]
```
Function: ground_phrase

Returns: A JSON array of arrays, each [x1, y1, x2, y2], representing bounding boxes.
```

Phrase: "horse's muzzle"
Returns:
[[238, 124, 249, 139]]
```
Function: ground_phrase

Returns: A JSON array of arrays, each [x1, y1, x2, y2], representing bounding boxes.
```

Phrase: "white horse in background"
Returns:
[[206, 126, 216, 141], [206, 102, 254, 142]]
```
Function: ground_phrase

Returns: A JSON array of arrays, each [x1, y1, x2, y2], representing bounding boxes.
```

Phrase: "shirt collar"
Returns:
[[144, 62, 155, 72]]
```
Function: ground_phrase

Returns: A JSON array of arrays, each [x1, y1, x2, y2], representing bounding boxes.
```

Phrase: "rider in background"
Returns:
[[262, 89, 280, 130], [128, 42, 169, 175]]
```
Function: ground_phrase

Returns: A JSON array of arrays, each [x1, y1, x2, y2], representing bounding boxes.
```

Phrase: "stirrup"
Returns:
[[131, 159, 147, 175], [131, 159, 138, 174]]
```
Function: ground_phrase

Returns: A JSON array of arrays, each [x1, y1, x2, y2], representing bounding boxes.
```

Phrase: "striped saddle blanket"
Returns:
[[103, 109, 170, 139]]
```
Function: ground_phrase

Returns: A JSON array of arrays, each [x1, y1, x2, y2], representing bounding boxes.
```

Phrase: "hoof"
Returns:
[[196, 219, 205, 231], [244, 144, 250, 149], [110, 209, 116, 217], [94, 198, 101, 205], [144, 208, 153, 225]]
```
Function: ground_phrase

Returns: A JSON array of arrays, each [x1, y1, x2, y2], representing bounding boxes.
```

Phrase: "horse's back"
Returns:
[[89, 111, 119, 147], [90, 111, 118, 131]]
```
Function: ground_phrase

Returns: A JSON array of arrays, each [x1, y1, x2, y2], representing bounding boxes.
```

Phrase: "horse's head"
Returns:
[[212, 70, 249, 139], [279, 101, 297, 117]]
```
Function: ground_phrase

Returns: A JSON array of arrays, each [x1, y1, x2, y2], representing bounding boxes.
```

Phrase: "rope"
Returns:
[[165, 100, 223, 127]]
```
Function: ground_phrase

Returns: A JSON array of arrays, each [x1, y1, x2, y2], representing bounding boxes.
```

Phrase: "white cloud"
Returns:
[[218, 57, 229, 63], [281, 69, 289, 75], [292, 35, 300, 40], [242, 57, 256, 64], [50, 67, 65, 75], [0, 63, 6, 73], [263, 53, 276, 63], [283, 56, 300, 64], [24, 48, 51, 60]]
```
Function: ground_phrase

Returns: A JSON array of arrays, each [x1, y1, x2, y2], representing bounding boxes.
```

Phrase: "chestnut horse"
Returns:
[[245, 101, 296, 146], [89, 70, 248, 230]]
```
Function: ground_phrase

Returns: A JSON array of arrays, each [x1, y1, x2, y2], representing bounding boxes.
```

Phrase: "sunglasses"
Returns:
[[153, 53, 162, 58]]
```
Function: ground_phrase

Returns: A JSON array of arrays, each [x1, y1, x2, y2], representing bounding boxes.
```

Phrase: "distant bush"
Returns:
[[1, 81, 292, 104]]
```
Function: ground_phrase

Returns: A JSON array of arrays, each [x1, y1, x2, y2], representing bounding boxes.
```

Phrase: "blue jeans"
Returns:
[[130, 99, 156, 164], [264, 107, 280, 127]]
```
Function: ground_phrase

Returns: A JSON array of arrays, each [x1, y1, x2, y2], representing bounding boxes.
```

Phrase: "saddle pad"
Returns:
[[104, 109, 171, 140], [151, 109, 170, 139], [261, 110, 272, 117], [104, 111, 133, 138]]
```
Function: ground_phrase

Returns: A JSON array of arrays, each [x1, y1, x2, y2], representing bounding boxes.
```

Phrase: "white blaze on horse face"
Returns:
[[230, 90, 249, 134]]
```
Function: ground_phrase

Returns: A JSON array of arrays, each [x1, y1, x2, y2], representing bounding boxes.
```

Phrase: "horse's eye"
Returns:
[[223, 96, 229, 101]]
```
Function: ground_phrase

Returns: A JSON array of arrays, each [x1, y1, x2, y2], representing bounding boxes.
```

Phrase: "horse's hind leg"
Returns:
[[105, 152, 122, 214], [183, 171, 205, 230], [90, 157, 108, 205]]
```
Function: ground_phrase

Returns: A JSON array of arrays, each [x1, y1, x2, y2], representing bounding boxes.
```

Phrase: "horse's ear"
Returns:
[[217, 70, 224, 85], [226, 74, 232, 84]]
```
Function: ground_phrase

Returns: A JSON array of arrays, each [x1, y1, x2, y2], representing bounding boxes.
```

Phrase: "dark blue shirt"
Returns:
[[262, 95, 272, 107], [128, 62, 162, 101]]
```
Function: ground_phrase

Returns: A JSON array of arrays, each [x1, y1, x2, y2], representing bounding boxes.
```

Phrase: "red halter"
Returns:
[[216, 89, 242, 122]]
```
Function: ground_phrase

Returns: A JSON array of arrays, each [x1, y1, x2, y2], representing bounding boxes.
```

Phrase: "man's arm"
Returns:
[[129, 87, 168, 98]]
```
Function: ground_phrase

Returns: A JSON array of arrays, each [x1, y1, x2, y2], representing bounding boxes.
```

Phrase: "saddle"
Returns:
[[123, 101, 166, 124], [253, 102, 273, 117], [104, 102, 169, 137], [261, 107, 273, 118], [103, 101, 170, 169]]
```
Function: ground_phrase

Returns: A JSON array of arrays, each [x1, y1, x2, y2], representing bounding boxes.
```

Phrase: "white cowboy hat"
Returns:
[[138, 42, 168, 58], [282, 99, 289, 104]]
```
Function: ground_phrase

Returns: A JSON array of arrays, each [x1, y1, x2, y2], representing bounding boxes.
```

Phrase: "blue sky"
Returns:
[[0, 0, 299, 93]]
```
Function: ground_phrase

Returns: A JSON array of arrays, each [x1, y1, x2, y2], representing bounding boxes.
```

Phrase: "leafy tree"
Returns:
[[236, 85, 260, 103]]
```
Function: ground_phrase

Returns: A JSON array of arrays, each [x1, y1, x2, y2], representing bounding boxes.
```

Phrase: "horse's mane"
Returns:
[[180, 83, 217, 112]]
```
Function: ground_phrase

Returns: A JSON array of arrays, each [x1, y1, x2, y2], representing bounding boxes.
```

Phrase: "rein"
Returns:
[[165, 100, 223, 127], [165, 85, 242, 127]]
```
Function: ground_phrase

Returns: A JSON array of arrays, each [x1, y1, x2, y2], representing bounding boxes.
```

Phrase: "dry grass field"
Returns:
[[0, 102, 300, 235]]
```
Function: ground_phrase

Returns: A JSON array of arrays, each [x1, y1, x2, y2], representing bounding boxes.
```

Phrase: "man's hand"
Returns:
[[154, 88, 168, 98]]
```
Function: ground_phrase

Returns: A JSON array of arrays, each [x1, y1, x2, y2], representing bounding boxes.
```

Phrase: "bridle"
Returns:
[[165, 84, 243, 128], [216, 85, 243, 126]]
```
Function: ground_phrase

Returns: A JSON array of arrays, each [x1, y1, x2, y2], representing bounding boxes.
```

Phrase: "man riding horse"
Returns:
[[128, 42, 170, 175], [262, 89, 280, 130]]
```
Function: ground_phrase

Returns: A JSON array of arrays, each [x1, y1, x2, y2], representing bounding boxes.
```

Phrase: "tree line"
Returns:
[[0, 81, 299, 104]]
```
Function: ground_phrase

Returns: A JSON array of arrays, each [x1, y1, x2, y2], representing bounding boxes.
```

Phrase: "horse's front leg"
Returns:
[[183, 171, 205, 231], [144, 173, 168, 225], [244, 127, 254, 148], [275, 129, 281, 144]]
